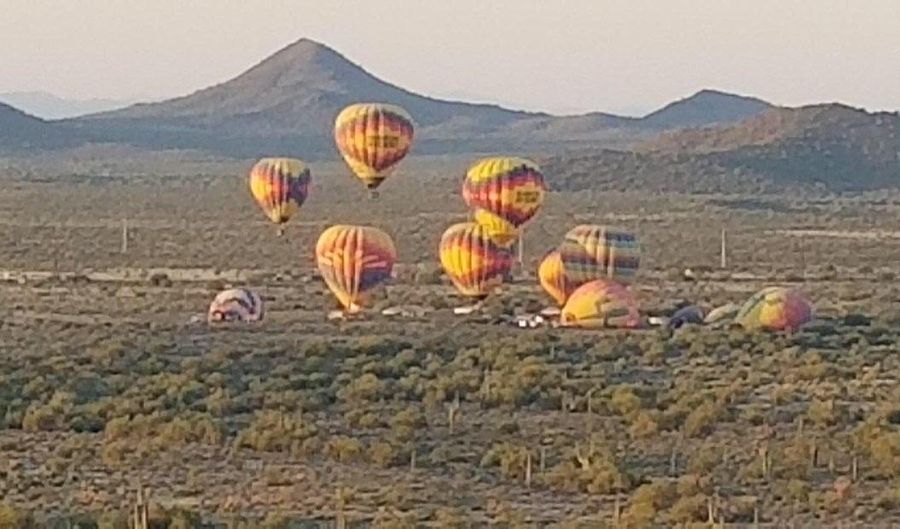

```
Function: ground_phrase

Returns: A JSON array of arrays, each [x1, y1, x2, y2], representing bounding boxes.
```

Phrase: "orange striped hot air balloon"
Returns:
[[334, 103, 415, 191], [560, 279, 641, 329], [315, 225, 397, 313], [462, 157, 546, 247], [248, 158, 311, 235], [439, 222, 513, 298]]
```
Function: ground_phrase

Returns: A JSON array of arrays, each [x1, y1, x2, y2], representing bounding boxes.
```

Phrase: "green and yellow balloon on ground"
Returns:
[[735, 287, 813, 332]]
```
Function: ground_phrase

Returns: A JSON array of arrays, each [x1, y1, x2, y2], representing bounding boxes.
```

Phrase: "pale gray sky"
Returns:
[[1, 0, 898, 116]]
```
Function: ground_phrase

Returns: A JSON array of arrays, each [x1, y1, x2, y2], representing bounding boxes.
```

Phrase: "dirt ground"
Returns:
[[2, 156, 900, 528]]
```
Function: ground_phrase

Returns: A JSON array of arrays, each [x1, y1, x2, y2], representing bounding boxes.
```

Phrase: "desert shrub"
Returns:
[[866, 430, 900, 478], [369, 441, 400, 468], [776, 437, 814, 479], [481, 442, 532, 480], [683, 400, 722, 438], [544, 441, 631, 494], [806, 399, 837, 427], [628, 411, 659, 440], [323, 435, 364, 463], [665, 494, 708, 525], [687, 445, 721, 475], [338, 373, 387, 403], [623, 481, 675, 528], [610, 386, 642, 417], [0, 504, 34, 529], [235, 410, 316, 452]]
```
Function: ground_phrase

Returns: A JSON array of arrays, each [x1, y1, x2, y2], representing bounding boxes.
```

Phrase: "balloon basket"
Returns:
[[453, 302, 483, 316]]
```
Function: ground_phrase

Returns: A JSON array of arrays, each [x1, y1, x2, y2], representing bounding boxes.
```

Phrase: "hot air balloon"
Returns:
[[315, 225, 397, 313], [248, 158, 311, 235], [439, 222, 513, 298], [538, 249, 575, 306], [560, 279, 641, 329], [334, 103, 414, 192], [462, 157, 545, 247], [559, 225, 640, 285], [735, 287, 813, 332], [208, 288, 264, 323]]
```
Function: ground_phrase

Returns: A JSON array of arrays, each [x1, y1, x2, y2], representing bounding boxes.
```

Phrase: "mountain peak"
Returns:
[[641, 89, 774, 129], [261, 37, 346, 66]]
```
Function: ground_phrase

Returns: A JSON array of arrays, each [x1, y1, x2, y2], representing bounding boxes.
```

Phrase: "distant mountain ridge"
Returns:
[[54, 38, 774, 156], [2, 35, 887, 179], [0, 92, 133, 120]]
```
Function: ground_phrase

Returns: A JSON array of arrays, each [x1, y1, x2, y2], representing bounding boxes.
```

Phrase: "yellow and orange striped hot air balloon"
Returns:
[[560, 279, 641, 329], [248, 158, 311, 235], [315, 225, 397, 313], [439, 222, 513, 298], [462, 157, 546, 247], [559, 225, 640, 285], [334, 103, 415, 191], [538, 249, 575, 306]]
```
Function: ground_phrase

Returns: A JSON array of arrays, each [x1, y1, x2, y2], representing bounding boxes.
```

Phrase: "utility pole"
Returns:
[[121, 218, 129, 254], [720, 228, 727, 269], [517, 229, 525, 270]]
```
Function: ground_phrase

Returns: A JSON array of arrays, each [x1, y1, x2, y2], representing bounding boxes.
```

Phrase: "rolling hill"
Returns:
[[545, 104, 900, 193], [0, 103, 78, 151]]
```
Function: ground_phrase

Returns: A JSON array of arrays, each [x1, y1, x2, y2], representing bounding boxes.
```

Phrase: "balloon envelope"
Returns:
[[334, 103, 414, 190], [560, 279, 641, 329], [559, 225, 640, 285], [462, 157, 545, 247], [735, 287, 813, 331], [208, 288, 264, 323], [316, 225, 397, 313], [248, 158, 311, 225], [439, 222, 513, 298], [538, 249, 575, 306]]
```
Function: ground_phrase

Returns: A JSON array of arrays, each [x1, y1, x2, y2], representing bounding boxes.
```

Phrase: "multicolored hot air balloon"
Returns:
[[538, 249, 575, 306], [439, 222, 513, 298], [735, 287, 813, 332], [248, 158, 311, 233], [559, 225, 640, 285], [334, 103, 415, 191], [462, 157, 546, 247], [560, 279, 641, 329], [315, 225, 397, 313], [208, 288, 264, 323]]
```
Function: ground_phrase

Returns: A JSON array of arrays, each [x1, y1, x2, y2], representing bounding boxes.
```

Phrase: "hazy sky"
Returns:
[[2, 0, 899, 116]]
